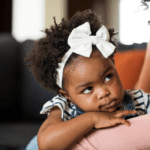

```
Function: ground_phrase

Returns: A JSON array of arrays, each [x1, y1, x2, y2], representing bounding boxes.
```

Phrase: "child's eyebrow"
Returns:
[[101, 66, 112, 78], [75, 82, 93, 91], [75, 66, 112, 91]]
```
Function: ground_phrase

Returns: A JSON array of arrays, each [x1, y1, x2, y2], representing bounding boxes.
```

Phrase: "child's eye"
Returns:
[[83, 87, 92, 94], [105, 74, 112, 82]]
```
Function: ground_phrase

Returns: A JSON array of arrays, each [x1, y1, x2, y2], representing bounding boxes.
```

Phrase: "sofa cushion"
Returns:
[[114, 49, 145, 90], [0, 33, 21, 122]]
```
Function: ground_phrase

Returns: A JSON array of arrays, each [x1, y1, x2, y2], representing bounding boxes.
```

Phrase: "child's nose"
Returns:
[[97, 88, 110, 100]]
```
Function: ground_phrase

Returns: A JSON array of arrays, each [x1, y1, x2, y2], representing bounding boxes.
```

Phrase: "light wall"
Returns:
[[12, 0, 45, 42], [105, 0, 120, 32], [45, 0, 120, 34], [92, 0, 120, 32], [45, 0, 68, 29]]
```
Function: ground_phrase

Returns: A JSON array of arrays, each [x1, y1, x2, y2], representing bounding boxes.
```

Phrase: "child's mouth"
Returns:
[[103, 100, 116, 108]]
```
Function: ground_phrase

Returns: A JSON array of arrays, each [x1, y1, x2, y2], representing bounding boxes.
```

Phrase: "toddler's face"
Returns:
[[62, 50, 124, 112]]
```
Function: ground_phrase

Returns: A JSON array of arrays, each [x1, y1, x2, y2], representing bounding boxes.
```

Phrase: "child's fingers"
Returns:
[[115, 110, 136, 118], [114, 118, 131, 126], [120, 118, 131, 126]]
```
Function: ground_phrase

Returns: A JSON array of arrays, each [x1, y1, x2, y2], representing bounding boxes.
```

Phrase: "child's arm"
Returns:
[[37, 107, 136, 150]]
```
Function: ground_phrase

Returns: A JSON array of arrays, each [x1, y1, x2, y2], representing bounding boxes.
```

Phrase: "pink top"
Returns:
[[70, 114, 150, 150]]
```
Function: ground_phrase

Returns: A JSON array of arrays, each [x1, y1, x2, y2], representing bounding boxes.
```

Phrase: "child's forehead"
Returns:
[[64, 50, 112, 77], [64, 52, 114, 90], [65, 50, 103, 69]]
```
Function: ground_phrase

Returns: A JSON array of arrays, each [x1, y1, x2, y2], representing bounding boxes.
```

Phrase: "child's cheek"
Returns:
[[77, 96, 95, 111], [111, 78, 124, 100]]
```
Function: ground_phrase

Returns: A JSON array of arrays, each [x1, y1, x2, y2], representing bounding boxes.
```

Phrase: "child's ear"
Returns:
[[59, 89, 72, 101]]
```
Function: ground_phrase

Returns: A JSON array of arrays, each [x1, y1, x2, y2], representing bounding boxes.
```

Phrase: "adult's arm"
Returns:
[[69, 114, 150, 150], [135, 42, 150, 93]]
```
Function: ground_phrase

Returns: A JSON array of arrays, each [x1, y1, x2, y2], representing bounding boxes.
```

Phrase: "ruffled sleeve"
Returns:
[[40, 95, 77, 121]]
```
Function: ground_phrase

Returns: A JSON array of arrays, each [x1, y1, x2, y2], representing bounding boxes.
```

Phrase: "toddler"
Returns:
[[25, 9, 150, 150]]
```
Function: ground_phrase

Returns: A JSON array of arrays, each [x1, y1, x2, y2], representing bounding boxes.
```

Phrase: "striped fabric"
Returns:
[[40, 89, 150, 121], [130, 89, 149, 115], [40, 95, 77, 121]]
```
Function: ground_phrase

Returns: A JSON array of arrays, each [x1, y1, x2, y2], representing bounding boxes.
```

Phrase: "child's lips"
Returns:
[[102, 100, 116, 108]]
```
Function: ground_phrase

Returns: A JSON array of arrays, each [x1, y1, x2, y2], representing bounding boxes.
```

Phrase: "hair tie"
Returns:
[[56, 22, 115, 88]]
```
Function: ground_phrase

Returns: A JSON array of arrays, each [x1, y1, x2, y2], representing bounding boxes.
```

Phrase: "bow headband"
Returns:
[[56, 22, 115, 88]]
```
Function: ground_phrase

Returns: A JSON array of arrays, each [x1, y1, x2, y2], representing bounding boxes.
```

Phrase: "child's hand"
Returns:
[[91, 110, 136, 129]]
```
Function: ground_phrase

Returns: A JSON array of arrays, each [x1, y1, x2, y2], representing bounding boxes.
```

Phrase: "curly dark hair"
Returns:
[[24, 9, 117, 94]]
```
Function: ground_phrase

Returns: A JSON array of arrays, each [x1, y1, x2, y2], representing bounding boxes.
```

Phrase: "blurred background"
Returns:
[[0, 0, 149, 149]]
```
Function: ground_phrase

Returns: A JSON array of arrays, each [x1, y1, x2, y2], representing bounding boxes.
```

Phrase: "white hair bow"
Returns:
[[56, 22, 115, 88]]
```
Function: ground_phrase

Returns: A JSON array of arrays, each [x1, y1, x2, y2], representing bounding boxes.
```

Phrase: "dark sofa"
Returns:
[[0, 33, 55, 150]]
